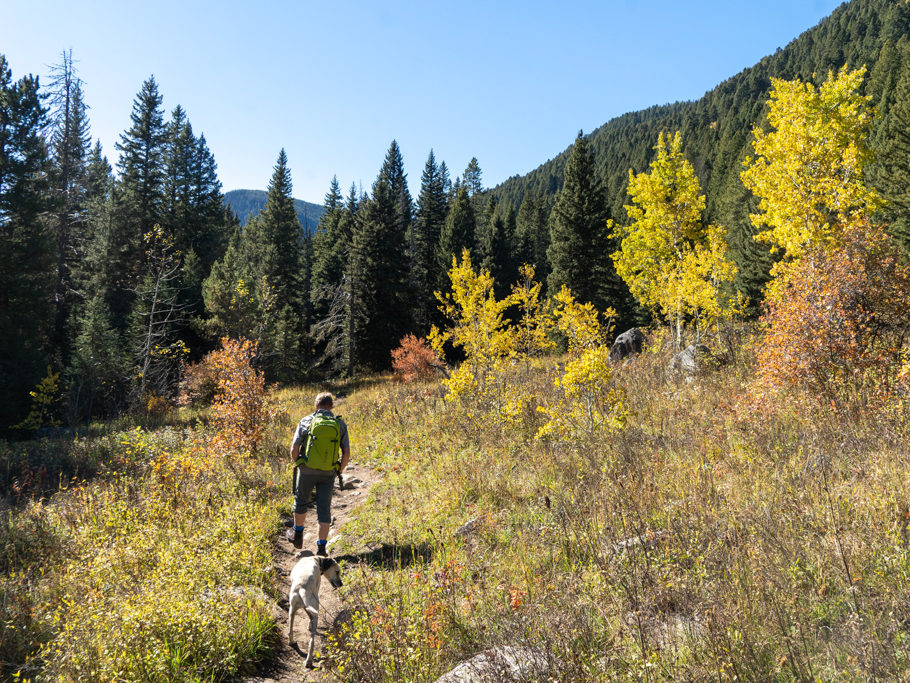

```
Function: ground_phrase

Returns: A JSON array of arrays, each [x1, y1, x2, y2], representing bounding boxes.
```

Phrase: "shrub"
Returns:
[[391, 334, 443, 383], [754, 223, 910, 409], [209, 338, 271, 455], [177, 353, 221, 406]]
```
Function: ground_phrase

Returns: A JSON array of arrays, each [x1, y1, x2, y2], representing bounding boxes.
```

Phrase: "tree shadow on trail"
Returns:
[[335, 542, 434, 569]]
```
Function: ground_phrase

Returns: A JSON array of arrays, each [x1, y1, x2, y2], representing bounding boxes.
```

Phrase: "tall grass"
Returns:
[[0, 421, 288, 682], [328, 333, 910, 681]]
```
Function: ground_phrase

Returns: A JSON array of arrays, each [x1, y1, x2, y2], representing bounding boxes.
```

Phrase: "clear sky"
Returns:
[[3, 0, 843, 204]]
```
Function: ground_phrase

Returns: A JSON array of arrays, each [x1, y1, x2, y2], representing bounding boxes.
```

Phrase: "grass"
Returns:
[[0, 416, 289, 682], [325, 334, 910, 681], [2, 333, 909, 681]]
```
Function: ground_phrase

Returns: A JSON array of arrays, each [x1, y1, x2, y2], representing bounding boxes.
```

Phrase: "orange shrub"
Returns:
[[177, 353, 221, 406], [391, 334, 443, 383], [754, 223, 910, 407], [209, 337, 271, 455]]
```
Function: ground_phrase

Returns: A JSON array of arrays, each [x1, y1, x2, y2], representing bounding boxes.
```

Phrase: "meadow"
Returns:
[[1, 328, 909, 681]]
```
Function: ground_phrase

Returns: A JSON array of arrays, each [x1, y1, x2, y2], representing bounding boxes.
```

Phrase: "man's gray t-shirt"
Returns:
[[293, 409, 349, 472]]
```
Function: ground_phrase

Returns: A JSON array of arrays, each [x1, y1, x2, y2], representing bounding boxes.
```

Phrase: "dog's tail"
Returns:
[[305, 605, 319, 619]]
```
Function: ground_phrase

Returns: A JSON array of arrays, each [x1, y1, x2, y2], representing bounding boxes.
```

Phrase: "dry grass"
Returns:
[[326, 332, 910, 681]]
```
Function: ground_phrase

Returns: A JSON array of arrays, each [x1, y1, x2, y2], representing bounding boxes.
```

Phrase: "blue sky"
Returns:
[[3, 0, 843, 203]]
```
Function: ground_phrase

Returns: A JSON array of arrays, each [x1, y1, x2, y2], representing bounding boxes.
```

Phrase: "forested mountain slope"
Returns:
[[225, 189, 325, 233], [490, 0, 910, 296]]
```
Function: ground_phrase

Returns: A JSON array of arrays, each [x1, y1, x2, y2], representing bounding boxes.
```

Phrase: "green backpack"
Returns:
[[296, 413, 341, 471]]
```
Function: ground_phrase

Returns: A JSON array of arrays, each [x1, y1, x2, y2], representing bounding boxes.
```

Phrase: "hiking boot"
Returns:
[[286, 527, 303, 549], [316, 543, 328, 557]]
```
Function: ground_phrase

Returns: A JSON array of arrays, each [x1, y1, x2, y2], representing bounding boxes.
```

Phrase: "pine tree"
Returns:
[[68, 292, 128, 420], [311, 183, 359, 376], [0, 54, 54, 430], [115, 76, 167, 240], [349, 144, 412, 370], [202, 227, 271, 342], [515, 192, 551, 282], [438, 184, 476, 291], [477, 196, 515, 295], [47, 50, 92, 356], [311, 175, 346, 320], [412, 150, 449, 332], [463, 157, 483, 204], [871, 48, 910, 254], [241, 149, 305, 380], [547, 131, 621, 316]]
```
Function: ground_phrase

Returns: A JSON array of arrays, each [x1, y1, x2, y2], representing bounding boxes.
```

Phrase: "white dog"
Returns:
[[288, 554, 343, 668]]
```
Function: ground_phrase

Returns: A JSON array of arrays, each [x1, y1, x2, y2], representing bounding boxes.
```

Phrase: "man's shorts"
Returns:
[[294, 467, 335, 523]]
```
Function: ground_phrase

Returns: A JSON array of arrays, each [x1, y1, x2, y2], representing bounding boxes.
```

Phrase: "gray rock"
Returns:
[[454, 516, 484, 537], [609, 327, 647, 363], [611, 530, 668, 555], [434, 647, 550, 683], [667, 344, 710, 375]]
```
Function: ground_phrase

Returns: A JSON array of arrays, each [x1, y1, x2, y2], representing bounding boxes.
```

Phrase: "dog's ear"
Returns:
[[318, 556, 336, 573]]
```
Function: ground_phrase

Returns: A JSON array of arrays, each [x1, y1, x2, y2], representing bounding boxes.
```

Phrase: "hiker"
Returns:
[[287, 391, 350, 556]]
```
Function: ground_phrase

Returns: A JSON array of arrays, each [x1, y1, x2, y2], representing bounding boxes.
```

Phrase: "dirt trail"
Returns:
[[246, 461, 379, 683]]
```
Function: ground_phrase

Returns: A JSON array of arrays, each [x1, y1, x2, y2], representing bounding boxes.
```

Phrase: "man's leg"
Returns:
[[290, 475, 315, 549], [314, 476, 334, 555]]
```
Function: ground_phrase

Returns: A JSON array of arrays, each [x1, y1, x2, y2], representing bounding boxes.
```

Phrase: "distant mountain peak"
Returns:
[[224, 189, 325, 233]]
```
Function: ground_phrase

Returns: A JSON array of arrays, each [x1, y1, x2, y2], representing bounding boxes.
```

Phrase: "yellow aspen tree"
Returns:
[[429, 249, 521, 422], [741, 66, 879, 292], [536, 286, 625, 439], [511, 263, 555, 371], [613, 131, 737, 347]]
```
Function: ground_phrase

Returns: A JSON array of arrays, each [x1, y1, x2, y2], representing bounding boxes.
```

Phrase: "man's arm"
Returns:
[[290, 442, 300, 462], [339, 445, 350, 473]]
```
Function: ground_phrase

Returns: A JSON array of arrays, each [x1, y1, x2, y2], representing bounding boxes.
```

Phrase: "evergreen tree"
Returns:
[[463, 157, 483, 203], [547, 131, 622, 317], [515, 192, 551, 282], [0, 55, 54, 430], [349, 144, 412, 370], [412, 150, 449, 332], [47, 50, 92, 356], [477, 196, 515, 295], [311, 183, 360, 376], [202, 227, 271, 342], [241, 149, 305, 380], [115, 76, 167, 240], [437, 184, 476, 291], [311, 175, 346, 320], [84, 141, 113, 201], [871, 47, 910, 254], [68, 291, 128, 421]]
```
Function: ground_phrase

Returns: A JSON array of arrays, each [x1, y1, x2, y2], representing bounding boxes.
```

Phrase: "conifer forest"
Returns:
[[4, 0, 910, 680]]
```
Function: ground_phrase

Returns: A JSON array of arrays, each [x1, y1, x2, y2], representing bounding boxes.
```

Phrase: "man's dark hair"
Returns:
[[315, 392, 334, 409]]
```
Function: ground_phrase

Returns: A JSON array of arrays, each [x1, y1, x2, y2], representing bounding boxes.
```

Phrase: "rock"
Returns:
[[611, 530, 668, 555], [667, 344, 711, 375], [203, 586, 284, 622], [434, 646, 550, 683], [609, 327, 647, 363], [454, 516, 484, 538]]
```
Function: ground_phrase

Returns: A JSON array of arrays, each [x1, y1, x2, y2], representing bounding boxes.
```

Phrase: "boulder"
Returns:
[[609, 328, 647, 363], [434, 647, 550, 683], [667, 344, 711, 375]]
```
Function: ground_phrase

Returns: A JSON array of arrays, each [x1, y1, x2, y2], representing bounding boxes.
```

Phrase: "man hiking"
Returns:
[[287, 391, 350, 556]]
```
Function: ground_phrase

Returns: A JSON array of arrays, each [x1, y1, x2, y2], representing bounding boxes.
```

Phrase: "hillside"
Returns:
[[224, 189, 326, 232], [489, 0, 910, 297]]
